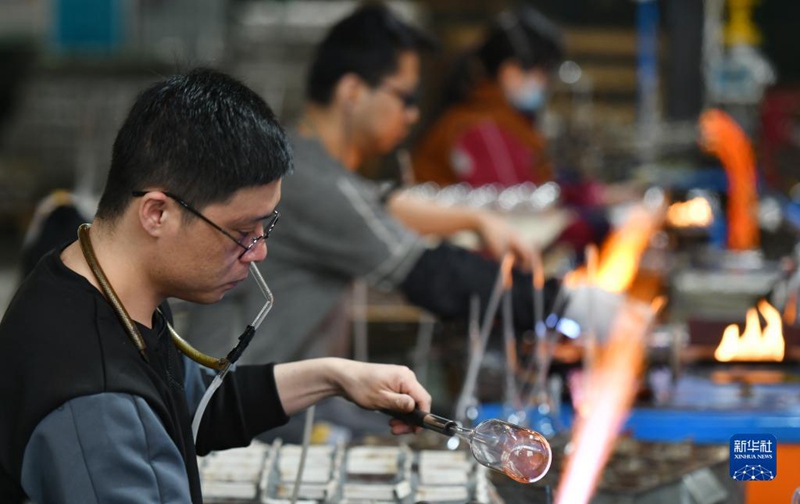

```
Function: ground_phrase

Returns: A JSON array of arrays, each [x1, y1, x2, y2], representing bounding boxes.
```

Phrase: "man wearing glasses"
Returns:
[[185, 4, 557, 439], [0, 68, 430, 503]]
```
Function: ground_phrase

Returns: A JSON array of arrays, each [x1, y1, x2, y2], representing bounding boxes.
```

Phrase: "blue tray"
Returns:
[[477, 375, 800, 444]]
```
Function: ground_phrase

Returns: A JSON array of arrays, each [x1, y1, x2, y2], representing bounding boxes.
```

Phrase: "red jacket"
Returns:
[[413, 80, 552, 187]]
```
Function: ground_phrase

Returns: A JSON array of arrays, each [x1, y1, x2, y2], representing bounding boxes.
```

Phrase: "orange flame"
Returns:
[[555, 299, 655, 504], [585, 243, 599, 284], [666, 197, 713, 228], [501, 252, 514, 290], [651, 295, 667, 315], [699, 109, 759, 250], [562, 269, 581, 289], [531, 249, 545, 291], [784, 291, 797, 326], [569, 206, 661, 293], [714, 300, 785, 362]]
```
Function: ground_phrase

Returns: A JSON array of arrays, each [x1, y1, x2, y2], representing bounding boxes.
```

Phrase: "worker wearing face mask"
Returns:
[[412, 5, 563, 188], [414, 5, 627, 256]]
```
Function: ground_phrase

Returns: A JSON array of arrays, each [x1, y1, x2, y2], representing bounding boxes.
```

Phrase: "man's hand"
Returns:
[[388, 193, 534, 270], [475, 212, 534, 269], [331, 360, 431, 434]]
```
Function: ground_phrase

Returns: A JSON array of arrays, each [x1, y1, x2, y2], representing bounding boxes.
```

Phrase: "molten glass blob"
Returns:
[[453, 419, 552, 483]]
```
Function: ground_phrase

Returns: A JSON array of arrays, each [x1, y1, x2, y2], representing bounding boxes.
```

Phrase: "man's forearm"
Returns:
[[387, 192, 481, 236], [273, 358, 432, 421], [273, 358, 342, 416]]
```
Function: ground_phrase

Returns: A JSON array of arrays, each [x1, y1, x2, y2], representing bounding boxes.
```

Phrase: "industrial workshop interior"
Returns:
[[1, 0, 800, 503]]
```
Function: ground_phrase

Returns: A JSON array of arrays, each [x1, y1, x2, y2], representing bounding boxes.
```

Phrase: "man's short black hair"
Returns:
[[306, 2, 436, 105], [96, 68, 293, 221], [480, 4, 564, 77]]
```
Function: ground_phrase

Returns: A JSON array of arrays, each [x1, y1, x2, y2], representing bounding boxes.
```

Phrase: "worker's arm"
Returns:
[[21, 393, 193, 504], [273, 358, 431, 435], [399, 242, 560, 333], [387, 191, 533, 265]]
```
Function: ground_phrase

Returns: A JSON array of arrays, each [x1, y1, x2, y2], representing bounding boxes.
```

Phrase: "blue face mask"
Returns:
[[508, 79, 546, 113]]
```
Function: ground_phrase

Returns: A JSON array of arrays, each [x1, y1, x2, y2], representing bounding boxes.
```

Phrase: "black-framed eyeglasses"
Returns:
[[132, 190, 279, 259], [380, 83, 420, 109]]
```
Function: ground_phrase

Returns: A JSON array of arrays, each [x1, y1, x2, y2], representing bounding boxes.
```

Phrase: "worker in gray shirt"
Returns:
[[185, 3, 555, 368]]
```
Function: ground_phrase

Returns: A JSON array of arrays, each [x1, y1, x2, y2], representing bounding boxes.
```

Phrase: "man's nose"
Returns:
[[243, 240, 268, 263]]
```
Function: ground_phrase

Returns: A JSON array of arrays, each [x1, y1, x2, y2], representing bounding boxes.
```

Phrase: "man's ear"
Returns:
[[335, 73, 363, 110], [137, 192, 170, 237]]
